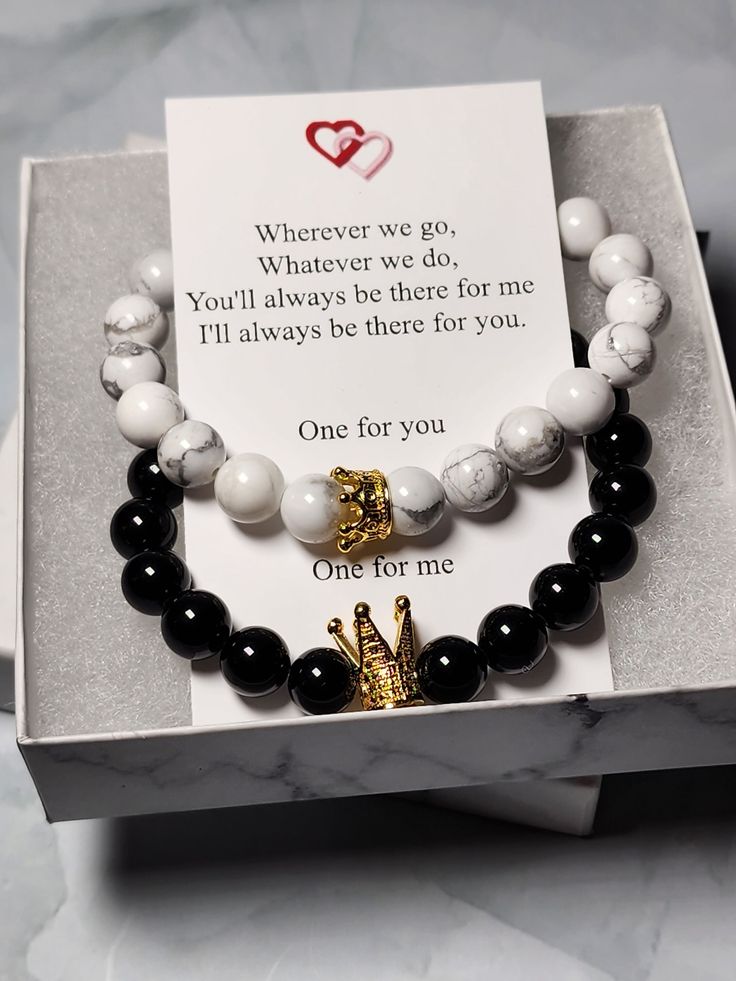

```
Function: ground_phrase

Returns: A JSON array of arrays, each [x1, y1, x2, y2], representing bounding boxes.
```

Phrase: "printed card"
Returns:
[[166, 82, 612, 725]]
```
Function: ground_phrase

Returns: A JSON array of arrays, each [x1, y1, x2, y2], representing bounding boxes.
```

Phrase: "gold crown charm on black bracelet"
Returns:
[[327, 595, 423, 710]]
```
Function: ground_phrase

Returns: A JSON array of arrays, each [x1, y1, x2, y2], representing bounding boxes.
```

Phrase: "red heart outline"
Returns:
[[306, 120, 365, 168]]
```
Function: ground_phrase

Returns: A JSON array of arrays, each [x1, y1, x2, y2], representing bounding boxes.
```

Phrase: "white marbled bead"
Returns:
[[588, 233, 653, 292], [587, 322, 656, 389], [116, 381, 185, 449], [128, 248, 175, 310], [281, 474, 344, 545], [99, 341, 165, 400], [494, 406, 565, 476], [388, 467, 445, 536], [546, 367, 615, 437], [605, 276, 671, 336], [440, 444, 509, 513], [104, 294, 169, 349], [215, 453, 285, 524], [557, 197, 612, 261], [157, 420, 226, 488]]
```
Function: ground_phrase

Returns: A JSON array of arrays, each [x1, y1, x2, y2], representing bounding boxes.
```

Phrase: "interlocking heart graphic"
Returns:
[[305, 120, 393, 180]]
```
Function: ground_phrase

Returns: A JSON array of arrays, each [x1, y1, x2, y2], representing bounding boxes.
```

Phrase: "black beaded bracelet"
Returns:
[[110, 348, 656, 717]]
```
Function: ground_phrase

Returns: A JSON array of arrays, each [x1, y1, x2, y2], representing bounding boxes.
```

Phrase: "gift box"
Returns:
[[16, 106, 736, 822]]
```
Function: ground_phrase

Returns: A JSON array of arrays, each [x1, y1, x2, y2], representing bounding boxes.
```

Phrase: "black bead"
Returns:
[[570, 329, 589, 368], [613, 388, 630, 414], [568, 513, 638, 582], [121, 549, 191, 615], [127, 448, 183, 507], [589, 464, 657, 526], [585, 413, 652, 471], [530, 563, 599, 632], [416, 635, 488, 704], [288, 648, 357, 715], [220, 627, 291, 697], [161, 589, 231, 660], [477, 605, 548, 674], [110, 497, 176, 559]]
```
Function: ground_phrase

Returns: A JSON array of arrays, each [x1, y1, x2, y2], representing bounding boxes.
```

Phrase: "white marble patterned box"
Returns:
[[16, 106, 736, 821]]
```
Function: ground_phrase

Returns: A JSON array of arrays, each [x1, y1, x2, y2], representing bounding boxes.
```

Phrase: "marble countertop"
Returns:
[[3, 1, 736, 977], [4, 710, 736, 980]]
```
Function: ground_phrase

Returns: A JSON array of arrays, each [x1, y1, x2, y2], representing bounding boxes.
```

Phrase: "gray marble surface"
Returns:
[[4, 710, 736, 980], [4, 1, 736, 977]]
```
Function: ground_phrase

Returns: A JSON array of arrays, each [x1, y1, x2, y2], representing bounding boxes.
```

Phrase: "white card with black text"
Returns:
[[166, 82, 613, 725]]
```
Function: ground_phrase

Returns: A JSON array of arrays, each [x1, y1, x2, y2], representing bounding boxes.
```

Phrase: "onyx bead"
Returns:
[[477, 605, 548, 674], [570, 329, 589, 368], [127, 448, 183, 507], [613, 388, 630, 414], [569, 513, 638, 582], [416, 635, 488, 704], [121, 549, 191, 614], [161, 589, 231, 660], [589, 464, 657, 526], [530, 563, 600, 632], [585, 413, 652, 471], [220, 627, 291, 697], [110, 497, 176, 559], [288, 648, 357, 715]]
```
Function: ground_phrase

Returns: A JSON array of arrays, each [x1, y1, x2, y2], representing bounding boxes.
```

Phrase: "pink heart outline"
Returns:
[[335, 131, 393, 180]]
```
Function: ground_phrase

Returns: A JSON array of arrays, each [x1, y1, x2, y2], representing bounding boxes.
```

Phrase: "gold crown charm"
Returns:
[[330, 466, 392, 554], [327, 595, 424, 711]]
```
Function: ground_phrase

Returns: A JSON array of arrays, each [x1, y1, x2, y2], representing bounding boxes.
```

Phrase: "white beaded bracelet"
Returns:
[[100, 208, 671, 554]]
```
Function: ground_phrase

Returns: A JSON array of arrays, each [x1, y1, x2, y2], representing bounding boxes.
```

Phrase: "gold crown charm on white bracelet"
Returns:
[[330, 466, 393, 554]]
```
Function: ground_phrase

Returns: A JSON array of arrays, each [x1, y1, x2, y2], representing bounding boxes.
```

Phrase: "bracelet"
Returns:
[[112, 412, 655, 713], [101, 203, 669, 555], [104, 195, 665, 714]]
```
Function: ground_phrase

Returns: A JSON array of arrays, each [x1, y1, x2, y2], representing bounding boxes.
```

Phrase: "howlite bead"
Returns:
[[116, 381, 184, 448], [416, 636, 488, 704], [388, 466, 446, 536], [288, 648, 358, 715], [128, 248, 174, 310], [215, 453, 285, 524], [546, 367, 615, 436], [568, 513, 638, 582], [570, 329, 589, 368], [477, 605, 548, 674], [605, 276, 671, 337], [530, 563, 600, 632], [281, 474, 344, 544], [220, 627, 291, 697], [495, 406, 565, 476], [587, 321, 656, 389], [585, 413, 652, 470], [588, 233, 653, 292], [100, 341, 165, 400], [121, 549, 191, 615], [104, 294, 169, 349], [110, 497, 176, 558], [589, 464, 657, 526], [161, 589, 231, 660], [558, 197, 612, 261], [157, 419, 226, 488], [127, 448, 183, 507]]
